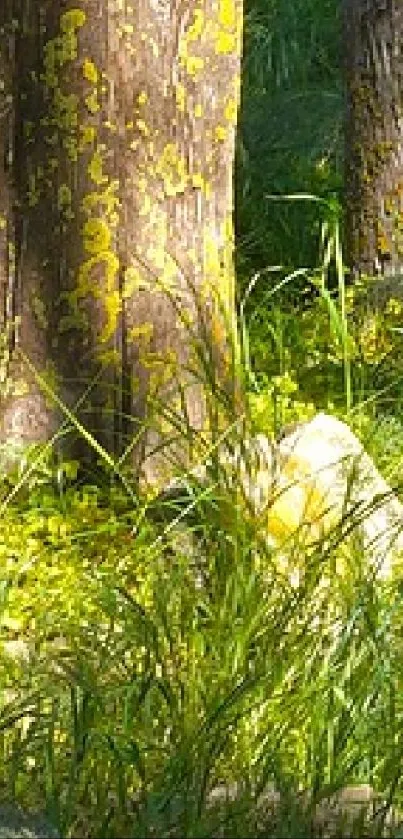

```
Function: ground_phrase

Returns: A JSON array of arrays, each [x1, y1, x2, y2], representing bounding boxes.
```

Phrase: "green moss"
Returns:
[[42, 8, 86, 89], [85, 92, 100, 114], [31, 294, 48, 329], [76, 252, 120, 346], [63, 136, 79, 161], [82, 218, 112, 254], [27, 172, 41, 207], [35, 8, 125, 359], [76, 166, 121, 348], [40, 8, 87, 168], [88, 150, 108, 185], [52, 89, 79, 131], [60, 8, 86, 32], [57, 184, 71, 206], [23, 120, 34, 140], [81, 182, 119, 217], [78, 252, 119, 292], [58, 297, 89, 333], [57, 184, 75, 221], [102, 289, 122, 342], [82, 58, 99, 84], [79, 125, 96, 151]]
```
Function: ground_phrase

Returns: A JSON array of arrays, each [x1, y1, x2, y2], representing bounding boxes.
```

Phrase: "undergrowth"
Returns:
[[2, 2, 403, 834]]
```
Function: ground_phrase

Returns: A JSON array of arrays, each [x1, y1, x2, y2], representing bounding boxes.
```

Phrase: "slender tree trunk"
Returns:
[[0, 4, 29, 461], [0, 1, 244, 487], [344, 0, 403, 292]]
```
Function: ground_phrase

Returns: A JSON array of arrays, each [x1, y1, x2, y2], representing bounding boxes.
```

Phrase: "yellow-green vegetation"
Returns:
[[178, 1, 242, 76], [1, 394, 403, 837], [3, 1, 403, 837], [72, 161, 121, 348], [41, 8, 87, 162], [32, 6, 121, 363]]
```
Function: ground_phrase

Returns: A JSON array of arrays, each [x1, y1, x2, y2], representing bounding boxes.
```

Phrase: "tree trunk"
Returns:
[[112, 0, 245, 487], [0, 4, 31, 465], [0, 1, 244, 488], [344, 0, 403, 288], [4, 2, 129, 469]]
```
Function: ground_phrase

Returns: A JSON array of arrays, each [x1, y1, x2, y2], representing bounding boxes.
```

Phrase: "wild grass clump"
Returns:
[[2, 0, 403, 833], [1, 188, 403, 838], [0, 410, 403, 838], [0, 146, 403, 839], [0, 294, 402, 838]]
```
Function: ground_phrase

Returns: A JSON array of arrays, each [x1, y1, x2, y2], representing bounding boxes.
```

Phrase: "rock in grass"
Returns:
[[207, 783, 402, 838], [159, 412, 403, 581], [0, 805, 60, 839], [271, 412, 403, 579]]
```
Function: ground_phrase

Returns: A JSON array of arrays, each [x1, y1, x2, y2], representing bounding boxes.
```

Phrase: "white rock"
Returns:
[[271, 413, 403, 580], [2, 638, 30, 662], [160, 413, 403, 582]]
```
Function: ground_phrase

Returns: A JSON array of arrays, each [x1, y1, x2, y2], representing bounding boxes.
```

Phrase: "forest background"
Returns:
[[2, 1, 403, 838]]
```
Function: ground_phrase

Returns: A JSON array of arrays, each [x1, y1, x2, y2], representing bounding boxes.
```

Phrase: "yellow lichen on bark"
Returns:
[[0, 0, 244, 480]]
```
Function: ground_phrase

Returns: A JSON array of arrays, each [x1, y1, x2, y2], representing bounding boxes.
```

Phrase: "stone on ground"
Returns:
[[0, 805, 60, 839]]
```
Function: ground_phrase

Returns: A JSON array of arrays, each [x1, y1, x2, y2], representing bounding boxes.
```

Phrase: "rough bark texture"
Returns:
[[0, 3, 121, 463], [0, 1, 244, 487], [344, 0, 403, 288], [0, 6, 29, 460], [0, 6, 14, 356], [115, 0, 244, 487]]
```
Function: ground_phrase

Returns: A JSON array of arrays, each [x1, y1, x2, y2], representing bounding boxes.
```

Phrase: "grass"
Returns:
[[1, 228, 403, 838], [2, 0, 402, 831], [1, 384, 403, 837]]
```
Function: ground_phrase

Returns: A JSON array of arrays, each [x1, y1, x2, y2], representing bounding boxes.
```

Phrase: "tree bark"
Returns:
[[116, 0, 244, 487], [5, 2, 126, 467], [0, 1, 244, 487], [0, 4, 30, 463], [344, 0, 403, 287]]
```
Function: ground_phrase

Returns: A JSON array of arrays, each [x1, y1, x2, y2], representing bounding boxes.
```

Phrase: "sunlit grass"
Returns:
[[1, 381, 403, 837], [1, 213, 403, 838]]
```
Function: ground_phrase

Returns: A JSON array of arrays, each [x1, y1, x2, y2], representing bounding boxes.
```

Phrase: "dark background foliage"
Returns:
[[236, 0, 342, 286]]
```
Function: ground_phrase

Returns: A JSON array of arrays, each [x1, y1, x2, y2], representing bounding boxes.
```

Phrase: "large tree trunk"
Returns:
[[0, 1, 244, 488], [1, 3, 122, 466], [119, 1, 244, 487], [344, 0, 403, 288]]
